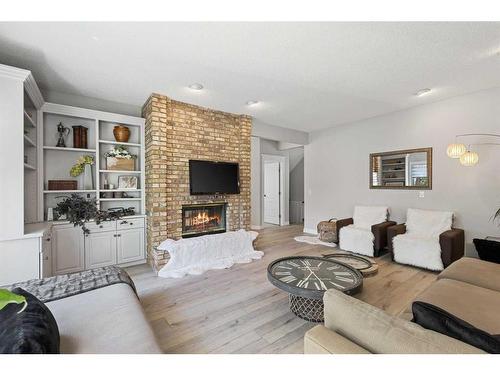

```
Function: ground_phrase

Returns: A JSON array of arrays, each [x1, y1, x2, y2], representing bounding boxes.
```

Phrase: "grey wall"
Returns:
[[250, 136, 262, 228], [252, 119, 309, 145], [290, 153, 304, 202], [305, 87, 500, 257], [42, 89, 142, 117]]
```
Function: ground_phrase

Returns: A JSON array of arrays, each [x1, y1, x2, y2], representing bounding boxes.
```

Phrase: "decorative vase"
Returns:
[[113, 125, 130, 143], [82, 164, 94, 190]]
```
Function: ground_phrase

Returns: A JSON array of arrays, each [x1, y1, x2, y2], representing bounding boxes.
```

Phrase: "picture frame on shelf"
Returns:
[[118, 175, 138, 189]]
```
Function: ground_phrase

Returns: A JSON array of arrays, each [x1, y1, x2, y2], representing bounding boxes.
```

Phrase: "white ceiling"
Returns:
[[1, 22, 499, 132]]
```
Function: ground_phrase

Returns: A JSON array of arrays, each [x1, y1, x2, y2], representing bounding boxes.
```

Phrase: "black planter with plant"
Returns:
[[55, 194, 126, 234], [472, 208, 500, 264]]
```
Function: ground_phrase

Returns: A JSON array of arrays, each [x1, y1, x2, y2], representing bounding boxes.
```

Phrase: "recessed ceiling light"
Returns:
[[415, 88, 432, 97], [246, 100, 259, 106], [188, 83, 204, 90], [91, 36, 99, 41]]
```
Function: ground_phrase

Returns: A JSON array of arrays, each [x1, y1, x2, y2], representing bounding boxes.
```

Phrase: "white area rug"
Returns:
[[157, 230, 263, 278], [294, 235, 337, 248]]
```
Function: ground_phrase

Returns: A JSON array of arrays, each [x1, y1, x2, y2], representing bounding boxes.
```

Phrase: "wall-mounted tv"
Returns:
[[189, 160, 240, 195]]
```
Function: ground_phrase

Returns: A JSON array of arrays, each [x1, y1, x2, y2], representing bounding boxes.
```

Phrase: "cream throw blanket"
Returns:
[[393, 208, 453, 271], [339, 206, 388, 257], [157, 230, 263, 278]]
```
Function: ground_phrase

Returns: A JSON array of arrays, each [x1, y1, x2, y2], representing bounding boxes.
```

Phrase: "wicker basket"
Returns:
[[317, 218, 338, 243], [106, 157, 135, 171]]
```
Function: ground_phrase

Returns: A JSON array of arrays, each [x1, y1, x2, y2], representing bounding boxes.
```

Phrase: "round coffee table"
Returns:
[[267, 256, 363, 322]]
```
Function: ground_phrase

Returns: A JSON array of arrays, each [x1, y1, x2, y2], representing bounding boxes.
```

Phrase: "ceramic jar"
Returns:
[[113, 125, 130, 142]]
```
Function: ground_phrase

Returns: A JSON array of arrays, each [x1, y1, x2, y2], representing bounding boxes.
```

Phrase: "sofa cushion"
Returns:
[[304, 325, 370, 354], [412, 301, 500, 353], [353, 205, 387, 230], [438, 257, 500, 292], [323, 288, 483, 353], [0, 288, 59, 354], [46, 283, 161, 354], [415, 278, 500, 334], [406, 208, 453, 239]]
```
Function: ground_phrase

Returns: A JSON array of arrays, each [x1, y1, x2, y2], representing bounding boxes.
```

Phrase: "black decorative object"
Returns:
[[267, 256, 363, 322], [56, 122, 70, 148], [412, 301, 500, 353], [473, 238, 500, 264], [0, 288, 60, 354]]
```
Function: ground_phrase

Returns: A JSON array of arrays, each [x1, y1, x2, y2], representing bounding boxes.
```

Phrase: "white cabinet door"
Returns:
[[85, 231, 117, 269], [117, 228, 145, 264], [40, 233, 53, 278], [52, 225, 85, 275]]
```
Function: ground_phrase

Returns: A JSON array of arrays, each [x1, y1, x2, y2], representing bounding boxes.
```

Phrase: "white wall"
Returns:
[[305, 88, 500, 257]]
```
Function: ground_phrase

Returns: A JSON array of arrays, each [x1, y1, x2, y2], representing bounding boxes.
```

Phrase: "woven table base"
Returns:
[[289, 294, 324, 323]]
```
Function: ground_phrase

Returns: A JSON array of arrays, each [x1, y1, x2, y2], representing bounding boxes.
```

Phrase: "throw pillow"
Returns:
[[412, 301, 500, 353], [0, 288, 60, 354]]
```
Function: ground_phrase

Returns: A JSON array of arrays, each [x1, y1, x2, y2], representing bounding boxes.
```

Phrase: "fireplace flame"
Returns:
[[191, 212, 219, 226]]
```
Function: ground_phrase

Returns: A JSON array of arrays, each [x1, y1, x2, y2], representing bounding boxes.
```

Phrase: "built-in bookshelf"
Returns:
[[380, 155, 406, 187], [23, 89, 40, 224], [37, 103, 145, 221]]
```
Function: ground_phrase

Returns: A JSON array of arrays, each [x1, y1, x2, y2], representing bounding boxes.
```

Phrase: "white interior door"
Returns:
[[264, 161, 280, 225]]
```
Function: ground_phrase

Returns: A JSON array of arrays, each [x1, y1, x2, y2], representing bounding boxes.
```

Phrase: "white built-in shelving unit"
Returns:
[[38, 103, 145, 221]]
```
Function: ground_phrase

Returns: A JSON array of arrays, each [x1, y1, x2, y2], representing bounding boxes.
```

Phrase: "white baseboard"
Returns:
[[251, 225, 263, 230], [281, 221, 290, 226], [303, 227, 318, 235]]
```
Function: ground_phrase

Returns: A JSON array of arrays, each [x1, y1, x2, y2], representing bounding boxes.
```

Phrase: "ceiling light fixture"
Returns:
[[415, 88, 432, 97], [188, 83, 204, 90], [246, 100, 259, 106], [91, 36, 99, 41]]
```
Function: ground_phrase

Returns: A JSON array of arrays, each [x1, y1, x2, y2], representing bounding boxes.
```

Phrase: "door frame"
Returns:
[[261, 154, 288, 226]]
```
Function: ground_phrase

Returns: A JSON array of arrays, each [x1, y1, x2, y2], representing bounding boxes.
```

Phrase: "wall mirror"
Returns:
[[370, 147, 432, 190]]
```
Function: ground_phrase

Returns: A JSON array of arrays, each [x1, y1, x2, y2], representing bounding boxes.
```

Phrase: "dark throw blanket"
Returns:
[[6, 266, 136, 303]]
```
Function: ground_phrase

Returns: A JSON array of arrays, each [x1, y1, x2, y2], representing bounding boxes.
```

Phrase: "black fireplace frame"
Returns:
[[181, 202, 227, 238]]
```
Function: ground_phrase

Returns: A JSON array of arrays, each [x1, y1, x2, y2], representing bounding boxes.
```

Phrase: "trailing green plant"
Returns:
[[55, 194, 123, 234], [104, 145, 137, 159], [70, 155, 95, 177], [0, 289, 27, 313]]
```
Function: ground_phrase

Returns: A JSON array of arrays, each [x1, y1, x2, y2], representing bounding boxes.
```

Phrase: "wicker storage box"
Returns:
[[48, 180, 78, 190], [317, 218, 338, 243], [106, 157, 135, 171]]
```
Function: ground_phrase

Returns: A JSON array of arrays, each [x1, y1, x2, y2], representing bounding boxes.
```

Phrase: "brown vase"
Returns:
[[113, 125, 130, 143]]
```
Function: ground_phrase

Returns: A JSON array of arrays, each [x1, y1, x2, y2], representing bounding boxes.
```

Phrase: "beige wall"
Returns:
[[305, 87, 500, 257]]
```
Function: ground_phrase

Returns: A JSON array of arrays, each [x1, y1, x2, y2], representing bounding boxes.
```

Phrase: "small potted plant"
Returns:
[[104, 145, 137, 171], [70, 155, 94, 190]]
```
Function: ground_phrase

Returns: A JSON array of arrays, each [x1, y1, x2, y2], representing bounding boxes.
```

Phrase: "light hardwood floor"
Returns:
[[126, 224, 437, 354]]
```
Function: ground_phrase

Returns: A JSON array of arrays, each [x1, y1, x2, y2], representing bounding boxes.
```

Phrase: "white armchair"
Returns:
[[338, 206, 393, 257], [390, 208, 458, 271]]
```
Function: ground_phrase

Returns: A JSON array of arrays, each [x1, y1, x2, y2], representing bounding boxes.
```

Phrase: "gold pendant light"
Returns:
[[459, 150, 479, 166], [446, 143, 466, 158]]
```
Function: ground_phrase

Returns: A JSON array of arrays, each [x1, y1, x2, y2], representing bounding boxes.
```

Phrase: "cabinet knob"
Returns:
[[130, 222, 133, 225], [45, 238, 51, 242], [99, 225, 103, 228]]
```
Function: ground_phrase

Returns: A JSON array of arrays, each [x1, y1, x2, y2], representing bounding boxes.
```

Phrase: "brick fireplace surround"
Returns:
[[142, 94, 251, 271]]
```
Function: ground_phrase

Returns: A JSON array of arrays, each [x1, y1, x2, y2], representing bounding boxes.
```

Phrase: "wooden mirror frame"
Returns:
[[369, 147, 432, 190]]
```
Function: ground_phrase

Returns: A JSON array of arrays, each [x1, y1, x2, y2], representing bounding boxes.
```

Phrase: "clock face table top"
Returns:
[[267, 256, 363, 300]]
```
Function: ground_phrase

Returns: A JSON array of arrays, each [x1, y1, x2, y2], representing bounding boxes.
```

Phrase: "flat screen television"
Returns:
[[189, 160, 240, 195]]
